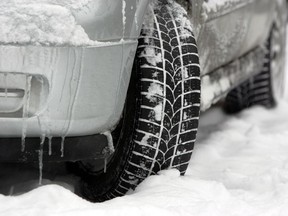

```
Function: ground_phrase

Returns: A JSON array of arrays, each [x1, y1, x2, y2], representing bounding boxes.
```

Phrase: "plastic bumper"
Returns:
[[0, 40, 137, 137], [0, 135, 109, 162]]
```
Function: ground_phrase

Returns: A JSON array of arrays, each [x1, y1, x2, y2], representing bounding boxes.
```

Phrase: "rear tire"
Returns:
[[224, 1, 287, 113], [72, 0, 201, 202]]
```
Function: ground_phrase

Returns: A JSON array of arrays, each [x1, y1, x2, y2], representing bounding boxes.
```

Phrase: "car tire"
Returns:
[[71, 0, 201, 202], [224, 1, 287, 113]]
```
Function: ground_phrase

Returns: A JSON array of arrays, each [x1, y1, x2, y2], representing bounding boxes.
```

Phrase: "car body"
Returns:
[[0, 0, 286, 201], [0, 0, 150, 138], [0, 0, 150, 161], [190, 0, 282, 110]]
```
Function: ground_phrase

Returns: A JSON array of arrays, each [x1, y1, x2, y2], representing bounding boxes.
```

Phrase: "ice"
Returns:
[[103, 157, 107, 174], [48, 136, 52, 156], [21, 75, 32, 152], [122, 0, 126, 39], [134, 0, 140, 31], [134, 12, 139, 31], [4, 73, 7, 98], [60, 136, 65, 158], [102, 131, 114, 153], [101, 131, 115, 173], [8, 186, 14, 196], [38, 136, 45, 185], [36, 76, 53, 157], [59, 49, 84, 157]]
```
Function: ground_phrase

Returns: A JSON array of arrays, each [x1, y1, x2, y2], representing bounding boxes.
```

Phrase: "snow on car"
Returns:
[[0, 0, 286, 204]]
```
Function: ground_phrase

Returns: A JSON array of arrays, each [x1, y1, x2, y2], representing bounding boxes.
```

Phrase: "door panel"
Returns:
[[190, 0, 275, 76]]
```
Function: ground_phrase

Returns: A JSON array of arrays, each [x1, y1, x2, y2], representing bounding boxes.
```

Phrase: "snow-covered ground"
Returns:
[[1, 68, 287, 215], [1, 18, 288, 216]]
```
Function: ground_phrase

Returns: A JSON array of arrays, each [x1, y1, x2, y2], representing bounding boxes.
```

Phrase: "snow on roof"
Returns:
[[0, 0, 98, 46]]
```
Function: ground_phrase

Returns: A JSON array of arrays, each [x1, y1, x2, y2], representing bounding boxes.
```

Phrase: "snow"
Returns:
[[0, 0, 100, 46], [153, 103, 163, 121], [203, 0, 244, 14], [146, 83, 164, 101], [102, 131, 115, 153], [146, 83, 164, 121], [122, 0, 126, 38], [140, 48, 162, 66], [2, 79, 288, 215], [0, 0, 93, 10]]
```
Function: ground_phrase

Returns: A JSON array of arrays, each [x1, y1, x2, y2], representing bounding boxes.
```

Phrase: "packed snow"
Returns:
[[0, 0, 98, 46], [0, 0, 93, 9], [2, 91, 288, 215], [146, 82, 164, 121], [0, 68, 288, 215]]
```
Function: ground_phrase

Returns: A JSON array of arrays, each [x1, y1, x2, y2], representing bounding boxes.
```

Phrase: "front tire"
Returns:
[[73, 0, 201, 202]]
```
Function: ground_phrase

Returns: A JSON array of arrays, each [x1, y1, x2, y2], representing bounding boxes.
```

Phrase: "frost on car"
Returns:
[[0, 0, 286, 202]]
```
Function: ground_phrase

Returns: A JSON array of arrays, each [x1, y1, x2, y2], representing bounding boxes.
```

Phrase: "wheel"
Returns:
[[224, 0, 287, 113], [70, 0, 201, 202]]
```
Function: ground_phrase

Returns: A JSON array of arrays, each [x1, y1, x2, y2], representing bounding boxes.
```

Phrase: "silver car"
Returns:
[[0, 0, 286, 201]]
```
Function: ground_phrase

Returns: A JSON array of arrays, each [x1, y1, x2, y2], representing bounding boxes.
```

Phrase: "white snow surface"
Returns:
[[1, 76, 288, 215], [2, 100, 288, 216], [0, 0, 99, 46]]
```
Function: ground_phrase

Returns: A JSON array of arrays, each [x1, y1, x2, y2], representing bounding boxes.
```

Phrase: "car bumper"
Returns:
[[0, 135, 110, 162], [0, 40, 137, 137]]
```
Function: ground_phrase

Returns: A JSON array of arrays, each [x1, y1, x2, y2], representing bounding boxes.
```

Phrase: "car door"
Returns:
[[189, 0, 275, 76]]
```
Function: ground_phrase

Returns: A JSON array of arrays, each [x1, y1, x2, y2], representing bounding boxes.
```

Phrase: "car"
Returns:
[[0, 0, 286, 202]]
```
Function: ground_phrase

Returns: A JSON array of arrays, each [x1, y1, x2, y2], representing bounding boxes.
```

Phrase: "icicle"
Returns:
[[104, 157, 107, 173], [134, 1, 139, 32], [102, 131, 115, 153], [8, 186, 14, 196], [48, 136, 52, 156], [60, 136, 65, 157], [21, 75, 32, 152], [38, 136, 45, 185], [122, 0, 126, 39], [21, 137, 25, 152], [37, 76, 53, 157], [135, 13, 138, 31], [101, 131, 114, 174], [4, 73, 7, 98], [60, 48, 84, 158]]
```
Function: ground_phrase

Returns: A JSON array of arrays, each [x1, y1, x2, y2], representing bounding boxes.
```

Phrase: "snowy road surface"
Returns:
[[2, 102, 288, 216], [0, 33, 288, 216], [1, 82, 288, 215]]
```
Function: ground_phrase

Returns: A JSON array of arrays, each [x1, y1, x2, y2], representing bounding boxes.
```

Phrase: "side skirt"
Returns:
[[200, 46, 266, 111]]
